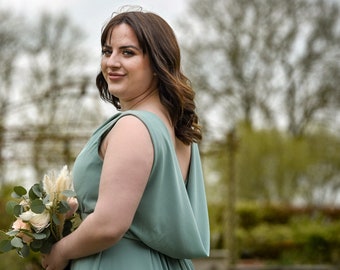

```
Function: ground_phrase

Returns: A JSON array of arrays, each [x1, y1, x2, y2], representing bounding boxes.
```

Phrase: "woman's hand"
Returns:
[[41, 243, 69, 270]]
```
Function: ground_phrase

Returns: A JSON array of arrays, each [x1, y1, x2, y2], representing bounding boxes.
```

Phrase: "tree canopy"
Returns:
[[178, 0, 340, 139], [0, 11, 107, 185]]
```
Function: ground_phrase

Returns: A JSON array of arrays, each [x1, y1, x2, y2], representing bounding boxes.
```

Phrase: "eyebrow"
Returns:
[[103, 44, 142, 51]]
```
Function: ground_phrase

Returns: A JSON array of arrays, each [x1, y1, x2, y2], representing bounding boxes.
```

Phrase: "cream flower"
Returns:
[[19, 210, 34, 221], [20, 210, 50, 233]]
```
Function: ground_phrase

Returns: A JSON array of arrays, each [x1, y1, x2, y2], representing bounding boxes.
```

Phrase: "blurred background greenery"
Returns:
[[0, 0, 339, 269]]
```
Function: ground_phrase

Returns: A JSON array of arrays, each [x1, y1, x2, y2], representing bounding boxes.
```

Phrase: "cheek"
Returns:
[[138, 62, 153, 79], [101, 58, 107, 73], [144, 68, 155, 82]]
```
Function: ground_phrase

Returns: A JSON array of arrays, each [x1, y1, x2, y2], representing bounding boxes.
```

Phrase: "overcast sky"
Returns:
[[0, 0, 190, 117], [1, 0, 188, 52]]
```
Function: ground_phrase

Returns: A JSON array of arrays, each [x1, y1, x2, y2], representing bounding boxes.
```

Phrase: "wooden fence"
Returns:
[[192, 250, 339, 270]]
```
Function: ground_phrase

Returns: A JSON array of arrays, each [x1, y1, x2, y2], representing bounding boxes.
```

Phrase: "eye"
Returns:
[[122, 49, 135, 56], [101, 48, 112, 57]]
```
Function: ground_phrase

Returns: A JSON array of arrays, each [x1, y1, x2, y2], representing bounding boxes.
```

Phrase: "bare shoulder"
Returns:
[[100, 115, 152, 159], [112, 114, 149, 136]]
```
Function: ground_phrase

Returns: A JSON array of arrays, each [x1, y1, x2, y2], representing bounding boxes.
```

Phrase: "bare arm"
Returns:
[[42, 116, 153, 269]]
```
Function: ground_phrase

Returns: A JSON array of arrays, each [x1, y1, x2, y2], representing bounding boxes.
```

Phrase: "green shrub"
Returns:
[[234, 204, 340, 264], [237, 202, 261, 229], [238, 223, 295, 260]]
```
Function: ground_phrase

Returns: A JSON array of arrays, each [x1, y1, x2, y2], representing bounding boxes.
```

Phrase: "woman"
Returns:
[[42, 9, 209, 270]]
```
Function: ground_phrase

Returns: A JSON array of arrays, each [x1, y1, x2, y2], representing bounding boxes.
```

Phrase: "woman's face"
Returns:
[[101, 23, 157, 108]]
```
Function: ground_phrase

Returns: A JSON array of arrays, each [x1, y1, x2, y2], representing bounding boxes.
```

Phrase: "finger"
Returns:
[[41, 260, 47, 269]]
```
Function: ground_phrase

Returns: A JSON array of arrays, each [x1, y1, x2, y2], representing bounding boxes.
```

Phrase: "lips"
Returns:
[[108, 71, 126, 80]]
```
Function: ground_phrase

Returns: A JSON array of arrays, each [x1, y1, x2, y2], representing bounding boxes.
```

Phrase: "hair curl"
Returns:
[[96, 10, 202, 144]]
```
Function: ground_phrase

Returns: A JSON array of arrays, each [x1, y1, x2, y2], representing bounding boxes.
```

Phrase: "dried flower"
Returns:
[[0, 165, 80, 258], [43, 165, 73, 202]]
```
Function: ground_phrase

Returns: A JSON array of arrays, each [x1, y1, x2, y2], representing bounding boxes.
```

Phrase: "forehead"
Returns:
[[105, 23, 139, 46]]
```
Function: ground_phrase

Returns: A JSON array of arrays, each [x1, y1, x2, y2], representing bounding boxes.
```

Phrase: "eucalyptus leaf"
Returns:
[[0, 239, 13, 253], [13, 186, 27, 197], [62, 190, 76, 197], [13, 204, 23, 217], [43, 194, 50, 205], [33, 233, 47, 240], [20, 229, 31, 233], [43, 229, 51, 238], [5, 201, 18, 215], [29, 185, 39, 200], [52, 213, 60, 225], [11, 192, 21, 199], [58, 200, 70, 214], [40, 240, 53, 254], [30, 239, 43, 251], [11, 237, 23, 248], [31, 199, 45, 214], [6, 230, 19, 237], [30, 183, 43, 199], [19, 244, 30, 257]]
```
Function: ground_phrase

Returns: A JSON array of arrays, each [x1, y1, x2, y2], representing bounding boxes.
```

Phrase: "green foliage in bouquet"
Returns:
[[0, 166, 79, 258]]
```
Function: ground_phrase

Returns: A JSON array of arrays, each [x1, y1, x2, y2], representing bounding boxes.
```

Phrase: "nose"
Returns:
[[106, 53, 121, 68]]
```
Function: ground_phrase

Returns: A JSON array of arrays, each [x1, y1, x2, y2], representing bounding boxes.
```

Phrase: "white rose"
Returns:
[[20, 210, 50, 233], [20, 210, 34, 221]]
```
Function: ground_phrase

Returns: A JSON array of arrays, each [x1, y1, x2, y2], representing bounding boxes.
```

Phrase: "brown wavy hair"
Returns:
[[96, 10, 201, 144]]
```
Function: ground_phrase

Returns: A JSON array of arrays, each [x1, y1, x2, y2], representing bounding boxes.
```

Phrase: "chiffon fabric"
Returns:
[[71, 110, 210, 270]]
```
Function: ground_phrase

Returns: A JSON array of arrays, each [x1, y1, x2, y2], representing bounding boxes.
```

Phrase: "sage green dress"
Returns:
[[71, 110, 210, 270]]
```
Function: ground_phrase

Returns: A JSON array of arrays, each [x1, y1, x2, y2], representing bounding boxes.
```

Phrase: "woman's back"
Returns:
[[71, 111, 209, 270]]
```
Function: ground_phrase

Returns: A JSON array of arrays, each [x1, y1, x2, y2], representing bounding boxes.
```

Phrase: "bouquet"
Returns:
[[0, 165, 80, 258]]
